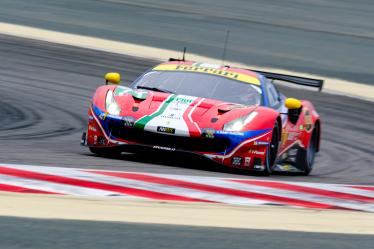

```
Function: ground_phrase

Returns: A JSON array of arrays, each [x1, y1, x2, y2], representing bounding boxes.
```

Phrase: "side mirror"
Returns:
[[285, 98, 302, 124], [105, 72, 121, 85], [285, 98, 302, 109]]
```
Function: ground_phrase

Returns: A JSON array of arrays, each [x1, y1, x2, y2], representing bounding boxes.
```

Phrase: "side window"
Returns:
[[266, 81, 281, 108]]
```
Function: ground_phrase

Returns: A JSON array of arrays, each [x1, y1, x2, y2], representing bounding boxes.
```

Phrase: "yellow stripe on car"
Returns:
[[153, 64, 260, 85]]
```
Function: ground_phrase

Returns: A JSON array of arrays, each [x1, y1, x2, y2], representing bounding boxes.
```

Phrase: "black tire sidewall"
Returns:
[[264, 122, 279, 174], [297, 128, 317, 175]]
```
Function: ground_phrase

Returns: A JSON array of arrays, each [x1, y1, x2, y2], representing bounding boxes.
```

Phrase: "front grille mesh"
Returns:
[[109, 124, 229, 153]]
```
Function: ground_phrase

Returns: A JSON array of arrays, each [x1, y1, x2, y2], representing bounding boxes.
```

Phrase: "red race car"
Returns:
[[82, 60, 322, 175]]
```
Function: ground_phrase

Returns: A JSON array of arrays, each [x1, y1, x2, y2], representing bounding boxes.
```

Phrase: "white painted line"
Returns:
[[1, 164, 270, 206], [0, 174, 132, 197], [150, 173, 374, 212]]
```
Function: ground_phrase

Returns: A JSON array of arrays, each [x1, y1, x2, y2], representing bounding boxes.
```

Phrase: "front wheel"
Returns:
[[263, 122, 280, 175]]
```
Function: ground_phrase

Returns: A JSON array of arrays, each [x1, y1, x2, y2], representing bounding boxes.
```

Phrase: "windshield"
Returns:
[[132, 71, 262, 106]]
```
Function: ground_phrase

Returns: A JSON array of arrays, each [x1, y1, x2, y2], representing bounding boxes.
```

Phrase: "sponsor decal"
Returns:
[[281, 131, 300, 145], [153, 145, 176, 151], [157, 126, 176, 134], [122, 116, 136, 128], [152, 64, 260, 85], [88, 115, 94, 121], [99, 112, 108, 121], [160, 113, 181, 120], [248, 149, 265, 155], [174, 96, 194, 104], [216, 131, 245, 136], [304, 109, 313, 131], [231, 156, 242, 166], [88, 125, 97, 132], [94, 135, 97, 145], [201, 128, 216, 139], [299, 124, 304, 131], [253, 164, 265, 171], [253, 141, 269, 146], [97, 136, 106, 145], [244, 157, 251, 166]]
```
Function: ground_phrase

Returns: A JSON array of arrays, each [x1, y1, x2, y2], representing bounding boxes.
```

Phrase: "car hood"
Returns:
[[111, 86, 258, 137]]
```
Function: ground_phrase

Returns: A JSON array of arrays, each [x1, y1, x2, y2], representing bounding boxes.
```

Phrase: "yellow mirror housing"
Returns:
[[105, 72, 121, 85], [285, 98, 302, 109]]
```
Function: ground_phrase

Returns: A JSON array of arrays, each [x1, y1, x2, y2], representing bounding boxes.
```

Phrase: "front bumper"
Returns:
[[84, 106, 272, 170]]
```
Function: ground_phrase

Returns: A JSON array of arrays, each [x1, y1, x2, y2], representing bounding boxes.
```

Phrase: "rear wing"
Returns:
[[250, 70, 324, 91]]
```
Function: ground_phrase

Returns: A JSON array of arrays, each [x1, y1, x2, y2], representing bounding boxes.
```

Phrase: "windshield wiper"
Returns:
[[136, 86, 174, 94]]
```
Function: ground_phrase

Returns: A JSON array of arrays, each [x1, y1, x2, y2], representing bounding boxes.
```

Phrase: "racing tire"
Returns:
[[263, 121, 280, 175], [296, 127, 318, 175], [89, 147, 121, 157]]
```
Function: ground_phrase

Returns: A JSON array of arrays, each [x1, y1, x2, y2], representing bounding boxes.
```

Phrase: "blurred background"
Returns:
[[1, 0, 374, 84]]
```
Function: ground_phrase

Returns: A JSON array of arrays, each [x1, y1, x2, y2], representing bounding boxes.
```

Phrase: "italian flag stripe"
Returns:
[[134, 94, 176, 129]]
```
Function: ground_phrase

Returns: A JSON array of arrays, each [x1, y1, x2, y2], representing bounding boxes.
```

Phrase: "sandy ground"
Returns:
[[0, 22, 373, 101], [1, 192, 373, 234]]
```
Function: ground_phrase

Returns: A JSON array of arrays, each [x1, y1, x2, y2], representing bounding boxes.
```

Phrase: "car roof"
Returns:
[[151, 61, 262, 86]]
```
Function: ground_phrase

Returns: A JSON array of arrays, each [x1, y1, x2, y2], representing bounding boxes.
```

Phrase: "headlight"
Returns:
[[223, 112, 258, 132], [105, 90, 121, 115]]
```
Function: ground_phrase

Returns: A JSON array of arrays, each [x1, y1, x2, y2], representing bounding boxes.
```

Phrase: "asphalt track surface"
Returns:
[[1, 216, 374, 249], [0, 2, 374, 247], [0, 34, 373, 184], [1, 0, 374, 85]]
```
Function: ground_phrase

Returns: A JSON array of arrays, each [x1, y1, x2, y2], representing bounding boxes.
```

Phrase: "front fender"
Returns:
[[299, 101, 321, 149]]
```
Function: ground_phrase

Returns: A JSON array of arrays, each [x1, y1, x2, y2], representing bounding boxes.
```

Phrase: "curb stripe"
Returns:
[[87, 170, 335, 209], [0, 166, 211, 203], [0, 174, 135, 197], [14, 166, 269, 206], [350, 186, 374, 192], [0, 183, 58, 194], [291, 182, 374, 198], [147, 173, 374, 212], [230, 179, 374, 203], [1, 164, 374, 212]]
